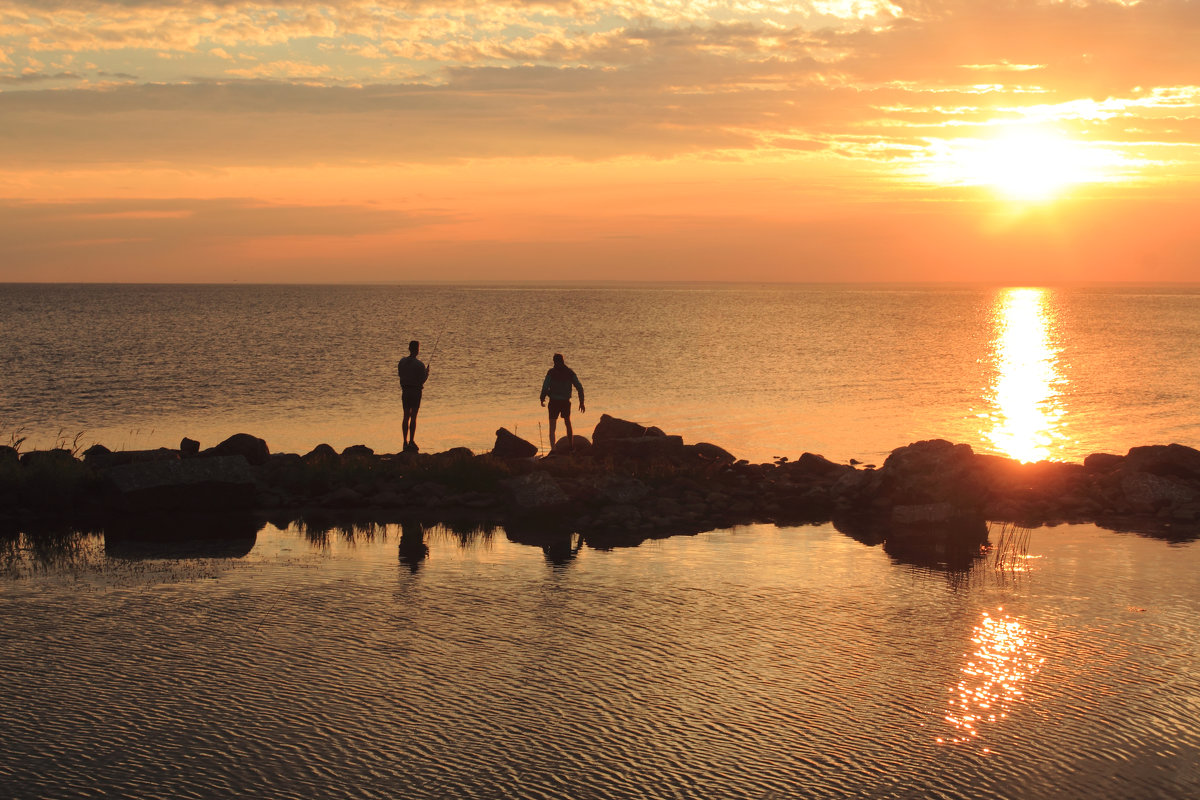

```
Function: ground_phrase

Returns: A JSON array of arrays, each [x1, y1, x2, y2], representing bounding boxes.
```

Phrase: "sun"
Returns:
[[921, 126, 1113, 201]]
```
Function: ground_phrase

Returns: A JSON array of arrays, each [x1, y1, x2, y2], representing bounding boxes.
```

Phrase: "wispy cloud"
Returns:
[[2, 0, 1200, 280]]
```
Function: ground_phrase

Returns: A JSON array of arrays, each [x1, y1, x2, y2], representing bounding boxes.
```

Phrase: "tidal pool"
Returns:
[[3, 521, 1198, 799]]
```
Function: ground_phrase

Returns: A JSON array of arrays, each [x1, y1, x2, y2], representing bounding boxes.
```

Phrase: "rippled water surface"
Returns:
[[3, 522, 1199, 799], [2, 283, 1199, 462]]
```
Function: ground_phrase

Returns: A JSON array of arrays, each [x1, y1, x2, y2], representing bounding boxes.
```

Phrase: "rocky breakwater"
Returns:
[[2, 417, 1199, 554]]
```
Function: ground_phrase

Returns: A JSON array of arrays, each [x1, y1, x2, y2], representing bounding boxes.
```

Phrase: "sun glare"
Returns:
[[982, 288, 1067, 463], [922, 127, 1117, 201]]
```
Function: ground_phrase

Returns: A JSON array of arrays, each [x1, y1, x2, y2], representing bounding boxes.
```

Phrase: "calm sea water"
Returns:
[[4, 284, 1200, 797], [2, 522, 1198, 799], [3, 283, 1199, 463]]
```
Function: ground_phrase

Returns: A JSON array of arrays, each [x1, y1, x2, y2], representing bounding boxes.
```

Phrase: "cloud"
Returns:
[[225, 60, 332, 78], [0, 70, 79, 83]]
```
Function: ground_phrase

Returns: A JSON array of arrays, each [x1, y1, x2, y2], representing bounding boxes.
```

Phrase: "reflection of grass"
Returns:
[[990, 522, 1033, 572], [0, 529, 105, 579], [292, 516, 499, 552]]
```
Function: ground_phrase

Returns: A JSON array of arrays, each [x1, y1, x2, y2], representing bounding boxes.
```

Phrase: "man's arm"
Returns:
[[572, 372, 585, 412], [540, 372, 551, 404]]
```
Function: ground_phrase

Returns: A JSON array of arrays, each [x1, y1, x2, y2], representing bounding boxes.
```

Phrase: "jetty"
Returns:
[[4, 414, 1199, 563]]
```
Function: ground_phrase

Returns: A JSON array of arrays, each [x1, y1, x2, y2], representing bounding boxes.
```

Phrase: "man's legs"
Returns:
[[408, 406, 419, 448], [547, 407, 558, 452], [563, 411, 573, 450]]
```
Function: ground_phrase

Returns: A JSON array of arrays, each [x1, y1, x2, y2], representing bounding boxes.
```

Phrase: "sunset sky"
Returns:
[[2, 0, 1199, 282]]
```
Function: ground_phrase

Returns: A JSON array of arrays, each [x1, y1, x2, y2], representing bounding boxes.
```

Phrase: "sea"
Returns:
[[2, 283, 1199, 799]]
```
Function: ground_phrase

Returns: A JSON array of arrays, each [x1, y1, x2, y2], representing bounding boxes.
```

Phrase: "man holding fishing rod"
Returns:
[[398, 339, 431, 451]]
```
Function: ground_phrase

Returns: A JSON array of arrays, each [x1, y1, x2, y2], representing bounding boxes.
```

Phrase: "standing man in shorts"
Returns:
[[540, 353, 585, 453], [398, 339, 429, 451]]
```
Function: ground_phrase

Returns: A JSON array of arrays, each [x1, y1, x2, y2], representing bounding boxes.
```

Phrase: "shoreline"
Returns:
[[4, 413, 1199, 566]]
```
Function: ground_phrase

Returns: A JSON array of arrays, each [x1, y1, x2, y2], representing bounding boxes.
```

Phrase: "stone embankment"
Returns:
[[3, 414, 1200, 553]]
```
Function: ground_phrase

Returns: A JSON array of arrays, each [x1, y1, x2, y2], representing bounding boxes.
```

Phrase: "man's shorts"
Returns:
[[548, 398, 571, 419], [402, 386, 423, 412]]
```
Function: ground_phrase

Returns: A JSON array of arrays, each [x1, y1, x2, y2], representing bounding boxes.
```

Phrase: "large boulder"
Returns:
[[686, 442, 736, 465], [878, 439, 989, 509], [1120, 472, 1200, 516], [1083, 452, 1124, 473], [593, 435, 685, 460], [592, 414, 652, 442], [104, 455, 256, 512], [83, 446, 178, 470], [341, 444, 375, 460], [1122, 444, 1200, 482], [0, 445, 19, 470], [493, 427, 538, 459], [19, 449, 79, 470], [202, 433, 270, 466], [303, 443, 339, 465], [785, 452, 846, 479], [551, 435, 592, 455]]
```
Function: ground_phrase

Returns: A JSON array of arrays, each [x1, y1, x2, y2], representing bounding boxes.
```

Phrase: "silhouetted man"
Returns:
[[397, 339, 429, 451], [540, 353, 585, 452]]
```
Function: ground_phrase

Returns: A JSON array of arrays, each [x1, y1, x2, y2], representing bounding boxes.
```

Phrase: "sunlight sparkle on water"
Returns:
[[938, 609, 1045, 750], [982, 288, 1067, 463]]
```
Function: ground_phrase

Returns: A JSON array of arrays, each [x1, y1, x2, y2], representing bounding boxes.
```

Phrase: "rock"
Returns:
[[593, 435, 685, 460], [412, 482, 450, 505], [598, 476, 649, 505], [551, 435, 591, 455], [598, 503, 642, 527], [591, 414, 650, 442], [19, 449, 79, 470], [1121, 472, 1200, 514], [82, 443, 113, 467], [1084, 452, 1124, 473], [878, 439, 988, 509], [457, 491, 497, 509], [0, 445, 19, 473], [1123, 444, 1200, 481], [788, 452, 847, 478], [323, 487, 364, 508], [493, 427, 538, 459], [370, 490, 407, 508], [180, 437, 200, 456], [503, 472, 569, 510], [303, 443, 339, 465], [104, 455, 255, 512], [830, 468, 882, 508], [341, 444, 375, 460], [203, 433, 270, 466], [687, 442, 736, 464], [433, 447, 475, 460]]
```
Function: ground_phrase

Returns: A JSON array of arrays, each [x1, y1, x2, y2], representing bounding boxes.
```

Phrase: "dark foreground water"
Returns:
[[3, 521, 1198, 799]]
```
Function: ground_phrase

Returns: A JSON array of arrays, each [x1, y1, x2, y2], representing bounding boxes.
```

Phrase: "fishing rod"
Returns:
[[425, 331, 443, 371]]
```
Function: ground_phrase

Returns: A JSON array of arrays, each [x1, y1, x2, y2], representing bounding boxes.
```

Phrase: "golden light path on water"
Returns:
[[939, 609, 1045, 751], [983, 288, 1067, 462]]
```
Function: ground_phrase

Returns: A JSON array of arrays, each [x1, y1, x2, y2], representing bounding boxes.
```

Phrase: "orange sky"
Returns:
[[2, 0, 1199, 282]]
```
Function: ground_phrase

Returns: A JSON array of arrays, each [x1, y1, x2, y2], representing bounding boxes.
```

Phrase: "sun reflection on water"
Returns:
[[982, 288, 1067, 462], [938, 609, 1044, 751]]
